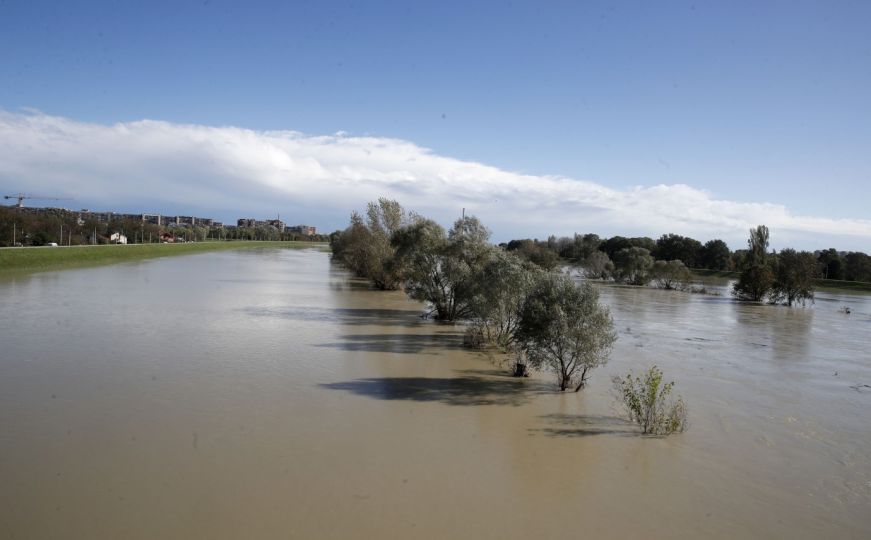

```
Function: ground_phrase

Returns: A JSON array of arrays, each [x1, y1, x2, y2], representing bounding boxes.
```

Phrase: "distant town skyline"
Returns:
[[1, 1, 869, 251], [5, 203, 318, 234]]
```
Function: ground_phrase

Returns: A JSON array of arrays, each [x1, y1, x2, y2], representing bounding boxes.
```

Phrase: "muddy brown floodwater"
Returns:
[[1, 248, 869, 539]]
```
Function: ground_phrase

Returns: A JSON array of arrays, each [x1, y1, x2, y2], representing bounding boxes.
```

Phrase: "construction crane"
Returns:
[[3, 193, 73, 208]]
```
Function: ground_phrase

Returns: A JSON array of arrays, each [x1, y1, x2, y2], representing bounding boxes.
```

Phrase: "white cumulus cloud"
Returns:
[[1, 109, 869, 250]]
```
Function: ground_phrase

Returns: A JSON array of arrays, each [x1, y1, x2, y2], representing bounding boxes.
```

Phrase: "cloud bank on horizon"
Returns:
[[1, 109, 869, 250]]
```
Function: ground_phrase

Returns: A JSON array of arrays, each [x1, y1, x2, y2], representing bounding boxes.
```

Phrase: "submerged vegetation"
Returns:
[[500, 229, 871, 292], [732, 225, 818, 306], [613, 366, 688, 435], [516, 274, 616, 391], [331, 198, 619, 393]]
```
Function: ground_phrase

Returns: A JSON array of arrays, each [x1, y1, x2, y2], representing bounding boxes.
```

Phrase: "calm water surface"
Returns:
[[1, 248, 869, 539]]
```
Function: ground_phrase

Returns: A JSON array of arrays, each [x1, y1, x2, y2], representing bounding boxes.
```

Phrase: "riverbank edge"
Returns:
[[0, 240, 329, 275]]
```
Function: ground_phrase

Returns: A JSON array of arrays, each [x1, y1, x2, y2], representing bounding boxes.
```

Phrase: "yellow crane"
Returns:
[[3, 193, 72, 208]]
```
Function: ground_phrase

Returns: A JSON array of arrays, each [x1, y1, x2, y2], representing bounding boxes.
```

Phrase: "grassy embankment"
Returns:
[[812, 278, 871, 293], [690, 268, 871, 293], [0, 240, 327, 275], [690, 269, 740, 279]]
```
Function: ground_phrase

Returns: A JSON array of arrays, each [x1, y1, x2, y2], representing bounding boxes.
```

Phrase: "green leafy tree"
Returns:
[[653, 234, 703, 267], [362, 198, 409, 289], [332, 211, 373, 278], [844, 252, 871, 282], [555, 233, 601, 262], [467, 250, 543, 348], [699, 239, 732, 270], [771, 249, 818, 306], [817, 248, 845, 280], [393, 215, 493, 321], [650, 260, 692, 290], [600, 236, 632, 259], [517, 274, 616, 391], [733, 264, 774, 301], [581, 250, 614, 280], [504, 238, 559, 270], [733, 225, 773, 301], [613, 247, 654, 285], [330, 198, 410, 289]]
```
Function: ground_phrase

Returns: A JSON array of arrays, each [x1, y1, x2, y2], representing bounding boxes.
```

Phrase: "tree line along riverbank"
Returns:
[[0, 240, 326, 275], [690, 268, 871, 293]]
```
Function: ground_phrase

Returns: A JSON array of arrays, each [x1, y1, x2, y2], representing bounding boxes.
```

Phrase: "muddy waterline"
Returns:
[[1, 248, 869, 539]]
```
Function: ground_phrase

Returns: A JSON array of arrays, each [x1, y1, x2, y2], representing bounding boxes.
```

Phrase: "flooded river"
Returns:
[[1, 248, 869, 539]]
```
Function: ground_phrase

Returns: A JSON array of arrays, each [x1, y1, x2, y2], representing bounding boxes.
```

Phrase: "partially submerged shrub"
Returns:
[[463, 323, 487, 349], [650, 259, 692, 290], [613, 366, 687, 435]]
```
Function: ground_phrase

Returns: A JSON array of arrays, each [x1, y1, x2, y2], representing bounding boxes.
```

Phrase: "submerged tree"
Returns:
[[733, 225, 773, 301], [362, 198, 410, 289], [650, 259, 692, 290], [504, 239, 559, 270], [613, 247, 654, 286], [330, 211, 373, 278], [393, 214, 494, 321], [330, 198, 410, 289], [733, 264, 774, 301], [517, 274, 616, 391], [771, 248, 818, 306], [581, 250, 614, 280], [467, 250, 543, 349]]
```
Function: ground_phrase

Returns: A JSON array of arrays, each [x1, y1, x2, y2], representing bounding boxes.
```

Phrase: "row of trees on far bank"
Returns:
[[502, 231, 871, 286], [330, 198, 617, 392]]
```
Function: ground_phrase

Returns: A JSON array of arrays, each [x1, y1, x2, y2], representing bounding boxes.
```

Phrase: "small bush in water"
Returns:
[[613, 366, 687, 435]]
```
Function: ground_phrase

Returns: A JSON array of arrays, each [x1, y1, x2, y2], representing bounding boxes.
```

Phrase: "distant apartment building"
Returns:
[[77, 209, 115, 224], [286, 225, 317, 236], [75, 210, 218, 228], [14, 205, 312, 236], [142, 214, 162, 225]]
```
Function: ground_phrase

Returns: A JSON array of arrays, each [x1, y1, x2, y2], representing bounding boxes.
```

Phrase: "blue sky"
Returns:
[[1, 1, 869, 249]]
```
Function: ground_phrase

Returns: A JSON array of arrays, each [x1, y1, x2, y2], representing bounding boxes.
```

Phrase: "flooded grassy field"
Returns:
[[1, 248, 869, 539]]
